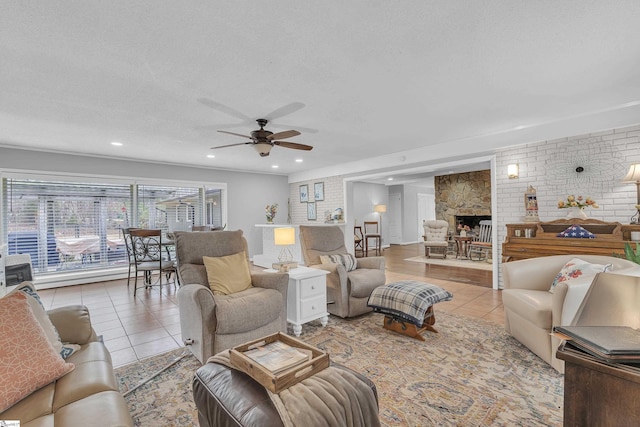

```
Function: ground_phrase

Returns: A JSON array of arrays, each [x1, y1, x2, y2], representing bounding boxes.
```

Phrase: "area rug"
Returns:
[[115, 348, 200, 426], [405, 255, 493, 271], [115, 312, 563, 426]]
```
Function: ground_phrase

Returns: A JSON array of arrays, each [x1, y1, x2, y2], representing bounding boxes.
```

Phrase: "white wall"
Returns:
[[0, 147, 290, 257], [351, 182, 388, 244], [402, 184, 434, 244], [495, 124, 640, 286], [289, 175, 344, 224]]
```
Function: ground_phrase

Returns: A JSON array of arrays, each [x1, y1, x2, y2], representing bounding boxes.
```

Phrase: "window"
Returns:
[[2, 177, 225, 278], [3, 178, 131, 274]]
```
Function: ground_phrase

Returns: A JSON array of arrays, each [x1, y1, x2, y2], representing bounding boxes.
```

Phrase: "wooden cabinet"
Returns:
[[502, 219, 640, 262], [557, 345, 640, 426]]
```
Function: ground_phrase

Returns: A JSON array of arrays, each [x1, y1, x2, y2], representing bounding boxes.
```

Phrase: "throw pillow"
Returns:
[[4, 283, 79, 359], [203, 252, 252, 295], [557, 225, 596, 239], [319, 253, 358, 271], [0, 292, 75, 412], [549, 258, 612, 293]]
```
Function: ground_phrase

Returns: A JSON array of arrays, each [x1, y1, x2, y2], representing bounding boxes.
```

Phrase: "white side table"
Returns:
[[265, 266, 329, 337]]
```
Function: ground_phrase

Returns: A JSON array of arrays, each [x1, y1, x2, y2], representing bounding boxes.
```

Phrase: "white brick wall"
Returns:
[[289, 175, 345, 224], [496, 124, 640, 286]]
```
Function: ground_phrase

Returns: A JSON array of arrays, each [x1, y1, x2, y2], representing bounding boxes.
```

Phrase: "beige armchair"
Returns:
[[299, 225, 386, 318], [422, 220, 449, 258], [175, 230, 289, 363], [502, 254, 640, 372]]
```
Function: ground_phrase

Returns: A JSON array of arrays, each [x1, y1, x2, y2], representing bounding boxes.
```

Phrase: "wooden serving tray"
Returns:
[[229, 332, 329, 393]]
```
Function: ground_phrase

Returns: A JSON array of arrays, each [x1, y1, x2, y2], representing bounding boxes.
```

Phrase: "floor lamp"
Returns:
[[374, 204, 387, 246], [623, 164, 640, 224]]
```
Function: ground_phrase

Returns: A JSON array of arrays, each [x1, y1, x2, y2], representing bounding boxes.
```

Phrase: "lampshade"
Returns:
[[622, 164, 640, 183], [274, 227, 295, 246], [374, 204, 387, 213], [507, 164, 519, 179], [253, 143, 273, 157]]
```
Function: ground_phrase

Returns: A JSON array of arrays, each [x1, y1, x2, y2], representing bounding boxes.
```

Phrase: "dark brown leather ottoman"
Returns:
[[193, 362, 378, 427]]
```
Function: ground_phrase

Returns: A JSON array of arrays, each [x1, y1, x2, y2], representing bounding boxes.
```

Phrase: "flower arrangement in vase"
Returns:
[[457, 223, 471, 236], [265, 203, 278, 223], [557, 195, 598, 219]]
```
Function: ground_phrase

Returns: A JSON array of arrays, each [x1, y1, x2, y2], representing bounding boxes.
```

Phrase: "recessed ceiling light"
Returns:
[[111, 141, 123, 146], [207, 154, 215, 158], [387, 177, 394, 181], [295, 159, 303, 163], [272, 165, 279, 168]]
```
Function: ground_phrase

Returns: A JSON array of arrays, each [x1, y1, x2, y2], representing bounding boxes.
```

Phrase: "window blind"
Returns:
[[3, 178, 132, 274], [3, 177, 226, 278]]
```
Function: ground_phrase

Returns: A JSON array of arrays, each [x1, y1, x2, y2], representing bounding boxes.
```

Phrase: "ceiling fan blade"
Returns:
[[264, 102, 305, 120], [269, 122, 319, 134], [217, 130, 253, 139], [267, 130, 301, 140], [197, 98, 251, 121], [210, 142, 252, 149], [195, 123, 246, 132], [273, 141, 313, 151]]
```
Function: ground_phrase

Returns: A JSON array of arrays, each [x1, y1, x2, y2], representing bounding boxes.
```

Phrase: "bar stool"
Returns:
[[354, 226, 365, 256], [364, 221, 382, 256]]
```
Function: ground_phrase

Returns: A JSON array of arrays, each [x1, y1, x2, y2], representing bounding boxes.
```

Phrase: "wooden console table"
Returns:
[[502, 218, 640, 262], [557, 344, 640, 426]]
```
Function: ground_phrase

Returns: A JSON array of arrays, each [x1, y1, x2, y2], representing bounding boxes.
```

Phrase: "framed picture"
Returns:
[[307, 202, 317, 220], [299, 184, 309, 203], [314, 182, 324, 201]]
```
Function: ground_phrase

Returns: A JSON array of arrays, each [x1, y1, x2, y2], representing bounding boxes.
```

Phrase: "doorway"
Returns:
[[388, 193, 402, 244], [417, 193, 435, 241]]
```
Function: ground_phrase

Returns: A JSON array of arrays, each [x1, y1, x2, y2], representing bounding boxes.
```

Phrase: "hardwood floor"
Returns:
[[36, 243, 503, 367], [380, 243, 493, 288]]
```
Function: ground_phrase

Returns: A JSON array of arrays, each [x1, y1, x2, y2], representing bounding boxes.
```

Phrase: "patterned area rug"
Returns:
[[115, 311, 563, 426], [115, 348, 200, 426], [405, 256, 493, 271]]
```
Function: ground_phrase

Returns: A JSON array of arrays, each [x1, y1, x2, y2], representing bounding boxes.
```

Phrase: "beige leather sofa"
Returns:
[[502, 254, 640, 373], [0, 304, 134, 426]]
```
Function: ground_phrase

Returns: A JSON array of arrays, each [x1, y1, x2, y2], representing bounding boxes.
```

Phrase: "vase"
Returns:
[[266, 217, 274, 223], [460, 230, 467, 237], [565, 207, 588, 220]]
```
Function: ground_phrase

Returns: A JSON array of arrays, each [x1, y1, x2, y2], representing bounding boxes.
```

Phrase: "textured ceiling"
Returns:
[[1, 1, 640, 176]]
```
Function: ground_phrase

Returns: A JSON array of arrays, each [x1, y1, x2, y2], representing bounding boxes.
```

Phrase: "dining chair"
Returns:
[[363, 221, 382, 256], [354, 225, 364, 257], [121, 227, 139, 288], [129, 229, 178, 295]]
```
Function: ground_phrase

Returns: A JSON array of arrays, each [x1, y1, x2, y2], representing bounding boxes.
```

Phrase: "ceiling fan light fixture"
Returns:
[[253, 143, 273, 157]]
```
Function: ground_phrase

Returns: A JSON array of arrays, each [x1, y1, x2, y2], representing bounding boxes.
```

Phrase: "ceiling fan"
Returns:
[[212, 118, 313, 157]]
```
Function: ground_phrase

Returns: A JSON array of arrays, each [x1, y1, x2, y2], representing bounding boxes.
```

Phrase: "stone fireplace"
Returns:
[[434, 170, 491, 232]]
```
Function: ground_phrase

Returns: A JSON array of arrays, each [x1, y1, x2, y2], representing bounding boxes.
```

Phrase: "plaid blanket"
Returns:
[[367, 281, 453, 327]]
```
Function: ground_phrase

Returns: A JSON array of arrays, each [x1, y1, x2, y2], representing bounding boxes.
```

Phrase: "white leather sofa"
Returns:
[[502, 254, 640, 372]]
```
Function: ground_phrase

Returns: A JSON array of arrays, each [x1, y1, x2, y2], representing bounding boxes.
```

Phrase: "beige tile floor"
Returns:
[[37, 246, 503, 368]]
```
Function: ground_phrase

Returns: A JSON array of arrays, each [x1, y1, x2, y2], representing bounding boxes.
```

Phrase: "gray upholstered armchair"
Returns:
[[175, 230, 288, 363], [299, 225, 386, 318]]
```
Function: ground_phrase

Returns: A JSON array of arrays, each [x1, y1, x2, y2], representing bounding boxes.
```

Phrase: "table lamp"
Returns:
[[622, 164, 640, 224], [273, 227, 297, 272]]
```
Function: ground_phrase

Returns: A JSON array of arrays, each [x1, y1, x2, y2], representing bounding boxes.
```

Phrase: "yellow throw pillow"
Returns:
[[203, 252, 252, 295]]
